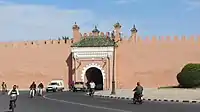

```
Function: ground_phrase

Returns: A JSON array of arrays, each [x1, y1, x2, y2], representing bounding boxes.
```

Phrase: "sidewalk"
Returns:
[[94, 88, 200, 103]]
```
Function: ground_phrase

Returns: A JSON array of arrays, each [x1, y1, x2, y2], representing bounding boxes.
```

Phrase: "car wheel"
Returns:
[[46, 90, 49, 93]]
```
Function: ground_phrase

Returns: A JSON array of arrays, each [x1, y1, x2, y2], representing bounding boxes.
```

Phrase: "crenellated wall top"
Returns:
[[0, 35, 200, 48], [0, 39, 73, 48]]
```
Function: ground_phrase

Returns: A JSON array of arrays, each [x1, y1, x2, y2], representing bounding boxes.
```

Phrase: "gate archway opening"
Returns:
[[85, 67, 103, 90]]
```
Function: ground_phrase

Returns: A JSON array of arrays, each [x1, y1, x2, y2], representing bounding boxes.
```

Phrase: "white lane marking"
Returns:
[[43, 94, 132, 112], [99, 100, 111, 103]]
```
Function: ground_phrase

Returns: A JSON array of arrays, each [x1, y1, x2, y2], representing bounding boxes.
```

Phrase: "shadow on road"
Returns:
[[128, 102, 144, 105], [4, 110, 12, 112]]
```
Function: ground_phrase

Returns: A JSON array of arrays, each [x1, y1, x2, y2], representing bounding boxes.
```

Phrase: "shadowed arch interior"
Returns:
[[85, 67, 103, 90]]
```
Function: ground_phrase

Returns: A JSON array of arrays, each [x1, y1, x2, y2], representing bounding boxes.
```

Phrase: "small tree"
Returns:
[[61, 36, 70, 43], [177, 63, 200, 88]]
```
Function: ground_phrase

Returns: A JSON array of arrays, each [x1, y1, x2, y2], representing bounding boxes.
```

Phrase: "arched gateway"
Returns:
[[71, 36, 115, 90], [81, 63, 105, 90], [85, 67, 103, 90]]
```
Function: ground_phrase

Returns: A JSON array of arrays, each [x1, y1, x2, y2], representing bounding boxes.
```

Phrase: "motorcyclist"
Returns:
[[133, 82, 143, 100], [8, 85, 19, 110], [89, 81, 95, 95], [1, 82, 7, 93], [29, 82, 36, 97], [37, 82, 44, 96]]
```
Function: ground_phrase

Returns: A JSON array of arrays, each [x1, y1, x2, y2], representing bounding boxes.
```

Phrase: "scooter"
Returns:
[[132, 94, 143, 104]]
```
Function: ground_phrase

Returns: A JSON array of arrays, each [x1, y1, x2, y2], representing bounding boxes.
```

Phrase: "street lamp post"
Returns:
[[111, 40, 116, 95], [111, 31, 120, 95]]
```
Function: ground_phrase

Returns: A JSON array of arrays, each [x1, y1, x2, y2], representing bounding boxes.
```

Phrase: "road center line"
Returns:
[[43, 94, 132, 112]]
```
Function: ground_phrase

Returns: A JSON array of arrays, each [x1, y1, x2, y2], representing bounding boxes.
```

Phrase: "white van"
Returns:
[[46, 80, 64, 92]]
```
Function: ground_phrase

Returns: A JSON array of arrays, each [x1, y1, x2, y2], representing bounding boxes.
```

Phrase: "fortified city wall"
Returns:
[[0, 24, 200, 89], [116, 35, 200, 88], [0, 40, 72, 89]]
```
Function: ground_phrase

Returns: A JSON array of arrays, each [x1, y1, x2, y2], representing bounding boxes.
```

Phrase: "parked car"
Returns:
[[46, 80, 64, 92], [73, 82, 87, 92]]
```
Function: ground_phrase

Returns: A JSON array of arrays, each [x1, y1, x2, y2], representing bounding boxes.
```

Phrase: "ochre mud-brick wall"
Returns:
[[0, 35, 200, 89]]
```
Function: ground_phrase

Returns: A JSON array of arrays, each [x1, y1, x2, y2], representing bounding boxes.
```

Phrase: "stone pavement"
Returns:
[[94, 88, 200, 103]]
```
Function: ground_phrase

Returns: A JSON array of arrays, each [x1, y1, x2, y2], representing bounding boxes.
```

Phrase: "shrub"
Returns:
[[177, 63, 200, 88], [181, 63, 200, 72]]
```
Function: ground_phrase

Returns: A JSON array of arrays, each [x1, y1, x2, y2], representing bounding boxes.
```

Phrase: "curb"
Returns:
[[94, 94, 200, 104]]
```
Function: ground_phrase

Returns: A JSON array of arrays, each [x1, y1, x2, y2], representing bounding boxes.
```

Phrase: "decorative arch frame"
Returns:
[[81, 63, 105, 83]]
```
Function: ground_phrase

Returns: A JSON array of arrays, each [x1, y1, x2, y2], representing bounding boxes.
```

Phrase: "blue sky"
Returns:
[[0, 0, 199, 41]]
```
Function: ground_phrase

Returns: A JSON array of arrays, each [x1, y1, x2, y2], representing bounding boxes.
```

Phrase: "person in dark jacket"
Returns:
[[37, 82, 44, 96], [30, 82, 36, 90], [38, 83, 44, 88], [133, 82, 143, 99], [29, 82, 36, 97]]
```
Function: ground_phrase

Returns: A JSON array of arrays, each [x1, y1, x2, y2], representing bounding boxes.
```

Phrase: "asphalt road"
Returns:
[[0, 91, 200, 112]]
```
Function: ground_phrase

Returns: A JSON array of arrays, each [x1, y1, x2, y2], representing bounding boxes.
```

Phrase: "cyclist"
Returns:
[[8, 85, 19, 110]]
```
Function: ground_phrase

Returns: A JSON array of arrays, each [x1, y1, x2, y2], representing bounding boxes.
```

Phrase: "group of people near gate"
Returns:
[[1, 81, 44, 110]]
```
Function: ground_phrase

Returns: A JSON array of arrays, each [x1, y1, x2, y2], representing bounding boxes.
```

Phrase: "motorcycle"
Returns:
[[10, 94, 17, 112], [1, 88, 7, 95], [29, 89, 35, 98], [37, 88, 43, 96], [132, 94, 143, 104], [89, 89, 95, 96]]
